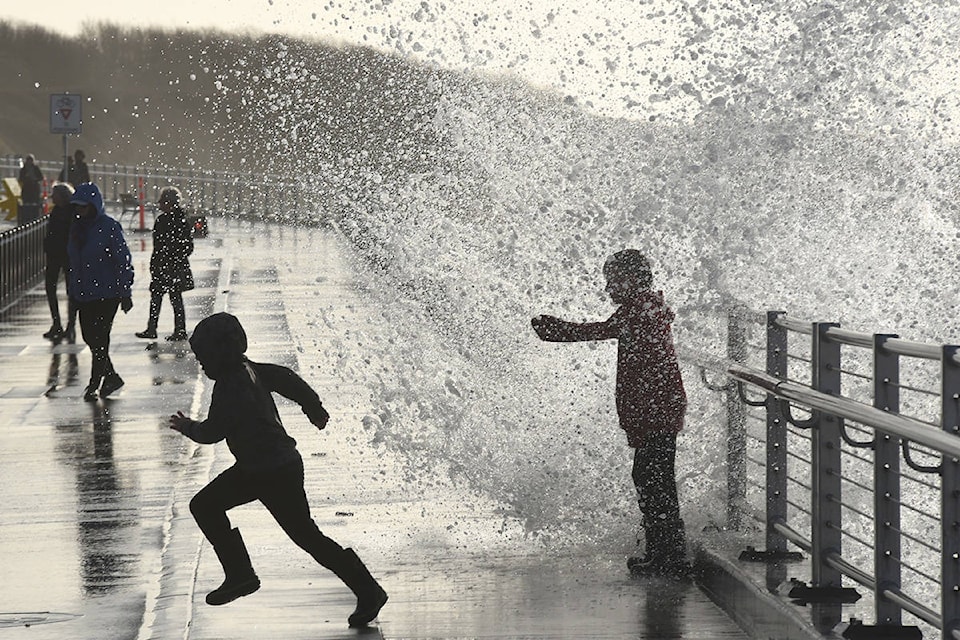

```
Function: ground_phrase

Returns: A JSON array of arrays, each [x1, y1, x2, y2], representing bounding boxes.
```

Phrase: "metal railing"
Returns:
[[0, 156, 316, 310], [0, 155, 311, 226], [0, 217, 45, 311], [690, 308, 960, 639]]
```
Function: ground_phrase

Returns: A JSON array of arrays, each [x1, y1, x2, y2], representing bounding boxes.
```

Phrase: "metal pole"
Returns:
[[812, 323, 843, 589], [874, 334, 903, 626], [941, 345, 960, 639], [62, 134, 68, 184], [727, 306, 747, 530], [767, 311, 789, 554]]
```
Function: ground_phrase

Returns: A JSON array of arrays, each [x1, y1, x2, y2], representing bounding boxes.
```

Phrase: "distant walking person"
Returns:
[[18, 154, 44, 223], [531, 250, 688, 576], [136, 186, 194, 341], [168, 312, 388, 627], [43, 183, 78, 342], [58, 149, 90, 186], [67, 183, 135, 401]]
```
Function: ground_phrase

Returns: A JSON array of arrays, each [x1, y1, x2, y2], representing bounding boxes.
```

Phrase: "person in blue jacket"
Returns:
[[67, 183, 135, 401], [168, 312, 388, 628]]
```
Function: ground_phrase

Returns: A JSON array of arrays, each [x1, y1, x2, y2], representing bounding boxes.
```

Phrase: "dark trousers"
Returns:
[[45, 260, 76, 329], [146, 288, 185, 332], [632, 431, 681, 525], [190, 458, 345, 570], [77, 298, 120, 383]]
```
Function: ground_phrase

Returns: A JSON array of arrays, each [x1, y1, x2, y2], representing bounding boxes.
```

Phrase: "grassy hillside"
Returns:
[[0, 21, 445, 176]]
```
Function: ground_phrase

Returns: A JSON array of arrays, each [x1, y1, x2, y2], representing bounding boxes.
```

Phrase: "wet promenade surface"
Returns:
[[0, 219, 750, 639]]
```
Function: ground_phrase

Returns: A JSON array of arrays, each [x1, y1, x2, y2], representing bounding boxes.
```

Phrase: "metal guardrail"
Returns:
[[689, 309, 960, 639], [0, 217, 45, 312], [0, 155, 311, 227], [0, 156, 314, 311]]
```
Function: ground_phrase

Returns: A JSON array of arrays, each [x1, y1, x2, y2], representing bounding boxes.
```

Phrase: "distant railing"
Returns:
[[0, 156, 316, 310], [0, 155, 311, 229], [689, 309, 960, 639]]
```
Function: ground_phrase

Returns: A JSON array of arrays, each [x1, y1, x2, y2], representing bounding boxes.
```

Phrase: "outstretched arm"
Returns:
[[168, 410, 228, 444], [531, 314, 618, 342], [253, 361, 330, 429]]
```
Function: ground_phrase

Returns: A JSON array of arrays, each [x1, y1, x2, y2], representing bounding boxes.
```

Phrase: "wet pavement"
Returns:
[[0, 219, 751, 639]]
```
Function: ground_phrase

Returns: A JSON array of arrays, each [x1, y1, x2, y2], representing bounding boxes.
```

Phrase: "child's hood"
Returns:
[[189, 312, 248, 379]]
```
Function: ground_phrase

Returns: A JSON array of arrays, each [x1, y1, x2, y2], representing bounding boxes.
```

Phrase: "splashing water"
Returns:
[[251, 2, 960, 546]]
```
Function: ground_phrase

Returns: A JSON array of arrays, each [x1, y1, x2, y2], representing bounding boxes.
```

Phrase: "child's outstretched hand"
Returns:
[[169, 410, 192, 433], [305, 404, 330, 431], [531, 314, 561, 341]]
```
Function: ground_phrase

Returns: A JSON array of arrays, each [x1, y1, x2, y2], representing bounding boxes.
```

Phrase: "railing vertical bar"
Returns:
[[874, 334, 903, 626], [941, 345, 960, 640], [767, 310, 789, 554], [727, 306, 748, 530], [812, 323, 844, 591]]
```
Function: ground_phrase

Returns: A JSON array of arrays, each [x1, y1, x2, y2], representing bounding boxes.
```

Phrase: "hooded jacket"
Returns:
[[536, 289, 686, 447], [44, 203, 73, 264], [67, 184, 134, 302], [178, 313, 328, 472]]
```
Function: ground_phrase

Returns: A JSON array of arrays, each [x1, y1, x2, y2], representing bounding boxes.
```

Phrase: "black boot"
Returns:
[[335, 548, 388, 627], [99, 372, 125, 398], [83, 377, 101, 402], [44, 323, 63, 340], [628, 518, 660, 573], [629, 518, 688, 577], [206, 528, 261, 606]]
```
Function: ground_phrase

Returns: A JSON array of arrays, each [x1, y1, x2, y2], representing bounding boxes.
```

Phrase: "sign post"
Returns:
[[50, 93, 82, 184]]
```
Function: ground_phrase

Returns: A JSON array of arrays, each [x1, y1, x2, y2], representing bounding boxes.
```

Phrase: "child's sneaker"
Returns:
[[100, 373, 125, 398]]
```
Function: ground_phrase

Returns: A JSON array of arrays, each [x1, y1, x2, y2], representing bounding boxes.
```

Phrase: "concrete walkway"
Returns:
[[0, 219, 752, 639]]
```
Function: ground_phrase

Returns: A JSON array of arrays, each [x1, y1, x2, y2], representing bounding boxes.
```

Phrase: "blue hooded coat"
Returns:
[[67, 183, 134, 302]]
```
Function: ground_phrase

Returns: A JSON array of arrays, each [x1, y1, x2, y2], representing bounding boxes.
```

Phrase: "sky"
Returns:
[[5, 0, 687, 120]]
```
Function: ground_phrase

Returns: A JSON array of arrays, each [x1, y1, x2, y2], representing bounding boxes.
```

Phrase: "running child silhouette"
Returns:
[[531, 250, 688, 575], [168, 312, 388, 626]]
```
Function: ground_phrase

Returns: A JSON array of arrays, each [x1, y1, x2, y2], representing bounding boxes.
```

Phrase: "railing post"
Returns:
[[941, 346, 960, 639], [874, 334, 903, 626], [727, 306, 748, 530], [812, 322, 843, 591], [767, 311, 789, 554]]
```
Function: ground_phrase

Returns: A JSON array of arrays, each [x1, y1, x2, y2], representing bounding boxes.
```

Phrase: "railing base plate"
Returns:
[[739, 545, 804, 563], [788, 582, 861, 604], [841, 619, 922, 640]]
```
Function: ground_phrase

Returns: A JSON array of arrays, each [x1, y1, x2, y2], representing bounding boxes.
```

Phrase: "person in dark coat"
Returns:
[[168, 312, 388, 627], [67, 183, 135, 401], [58, 149, 90, 186], [18, 154, 44, 203], [18, 154, 44, 223], [135, 186, 194, 341], [532, 250, 688, 576], [42, 183, 78, 342]]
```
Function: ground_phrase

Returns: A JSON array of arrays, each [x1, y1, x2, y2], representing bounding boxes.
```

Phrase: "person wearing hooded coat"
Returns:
[[135, 186, 194, 341], [531, 250, 688, 576], [67, 182, 135, 401], [168, 312, 388, 627], [43, 183, 79, 342]]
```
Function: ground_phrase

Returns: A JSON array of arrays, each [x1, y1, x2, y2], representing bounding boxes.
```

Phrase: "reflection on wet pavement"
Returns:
[[0, 220, 749, 639]]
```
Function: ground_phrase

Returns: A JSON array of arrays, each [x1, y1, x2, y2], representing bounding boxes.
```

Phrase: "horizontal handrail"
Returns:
[[772, 315, 950, 363], [726, 362, 960, 457]]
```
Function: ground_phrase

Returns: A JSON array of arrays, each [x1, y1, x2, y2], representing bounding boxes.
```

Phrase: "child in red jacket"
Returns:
[[532, 249, 688, 575]]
